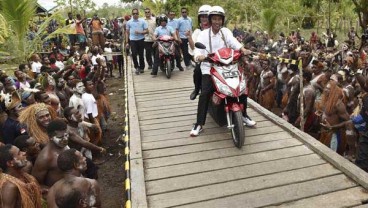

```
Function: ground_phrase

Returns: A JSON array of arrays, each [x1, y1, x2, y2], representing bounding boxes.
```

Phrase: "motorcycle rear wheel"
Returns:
[[230, 111, 245, 148], [165, 59, 172, 79]]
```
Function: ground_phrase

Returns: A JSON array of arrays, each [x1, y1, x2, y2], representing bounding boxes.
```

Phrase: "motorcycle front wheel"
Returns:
[[165, 59, 172, 79], [230, 111, 245, 148]]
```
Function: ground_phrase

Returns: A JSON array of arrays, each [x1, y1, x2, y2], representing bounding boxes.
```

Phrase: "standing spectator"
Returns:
[[30, 53, 42, 78], [167, 10, 184, 71], [76, 14, 87, 50], [309, 31, 319, 50], [82, 79, 102, 145], [348, 27, 357, 47], [89, 14, 105, 48], [144, 8, 156, 70], [65, 12, 77, 46], [104, 42, 114, 77], [177, 7, 193, 69], [125, 9, 148, 75]]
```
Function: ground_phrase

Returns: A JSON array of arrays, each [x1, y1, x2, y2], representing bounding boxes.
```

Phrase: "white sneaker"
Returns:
[[190, 124, 203, 137], [243, 116, 256, 127]]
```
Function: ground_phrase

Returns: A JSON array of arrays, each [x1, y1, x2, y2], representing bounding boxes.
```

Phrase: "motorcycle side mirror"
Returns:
[[195, 42, 206, 49]]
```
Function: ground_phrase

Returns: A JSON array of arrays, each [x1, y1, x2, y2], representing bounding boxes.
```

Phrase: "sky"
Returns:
[[37, 0, 124, 11]]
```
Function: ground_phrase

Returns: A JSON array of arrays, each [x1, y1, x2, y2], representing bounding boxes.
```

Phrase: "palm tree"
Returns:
[[0, 13, 8, 44], [0, 0, 37, 61], [261, 9, 278, 37]]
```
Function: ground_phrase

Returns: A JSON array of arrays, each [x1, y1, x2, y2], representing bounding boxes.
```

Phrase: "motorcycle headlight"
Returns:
[[213, 76, 233, 96]]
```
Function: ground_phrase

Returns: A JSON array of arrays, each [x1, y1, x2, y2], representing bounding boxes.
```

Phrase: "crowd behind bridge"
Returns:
[[0, 6, 368, 207]]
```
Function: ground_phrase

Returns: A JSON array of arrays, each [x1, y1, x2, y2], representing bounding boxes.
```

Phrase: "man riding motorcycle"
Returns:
[[190, 6, 256, 137], [151, 14, 178, 76]]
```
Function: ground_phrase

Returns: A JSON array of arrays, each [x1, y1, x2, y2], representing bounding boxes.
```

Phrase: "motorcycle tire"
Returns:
[[165, 59, 172, 79], [230, 111, 245, 148]]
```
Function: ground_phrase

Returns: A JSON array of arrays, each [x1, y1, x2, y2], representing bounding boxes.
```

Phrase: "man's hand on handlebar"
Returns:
[[241, 47, 252, 55], [196, 55, 206, 62]]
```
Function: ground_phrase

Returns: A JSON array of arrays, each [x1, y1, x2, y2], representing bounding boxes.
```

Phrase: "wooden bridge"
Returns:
[[126, 64, 368, 208]]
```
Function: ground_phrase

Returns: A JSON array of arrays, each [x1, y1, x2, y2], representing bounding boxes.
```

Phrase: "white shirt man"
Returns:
[[194, 27, 243, 75], [81, 93, 98, 119]]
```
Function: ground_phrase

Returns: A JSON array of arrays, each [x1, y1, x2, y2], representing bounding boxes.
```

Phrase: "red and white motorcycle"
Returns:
[[195, 42, 250, 148]]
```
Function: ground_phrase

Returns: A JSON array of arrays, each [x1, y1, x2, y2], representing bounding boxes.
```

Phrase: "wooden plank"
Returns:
[[130, 158, 148, 208], [353, 204, 368, 208], [138, 113, 264, 126], [134, 84, 192, 93], [127, 60, 148, 208], [248, 99, 368, 190], [142, 125, 285, 143], [140, 115, 268, 131], [143, 139, 302, 167], [137, 99, 194, 108], [148, 165, 348, 208], [141, 120, 279, 137], [142, 131, 292, 150], [141, 119, 275, 137], [143, 131, 293, 159], [146, 154, 325, 195], [139, 114, 195, 125], [128, 61, 143, 161], [138, 106, 197, 117], [173, 174, 358, 208], [138, 110, 196, 120], [138, 102, 194, 112], [268, 187, 368, 208], [135, 91, 190, 100], [145, 145, 313, 179]]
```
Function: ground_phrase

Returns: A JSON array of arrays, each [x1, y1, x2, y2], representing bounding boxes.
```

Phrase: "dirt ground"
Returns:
[[97, 75, 126, 207]]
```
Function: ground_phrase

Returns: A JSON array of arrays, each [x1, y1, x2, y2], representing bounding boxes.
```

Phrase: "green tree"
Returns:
[[352, 0, 368, 30], [55, 0, 96, 14], [0, 0, 37, 61]]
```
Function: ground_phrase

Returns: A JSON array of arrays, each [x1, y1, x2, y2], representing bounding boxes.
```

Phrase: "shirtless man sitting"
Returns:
[[31, 119, 70, 193], [47, 148, 101, 208]]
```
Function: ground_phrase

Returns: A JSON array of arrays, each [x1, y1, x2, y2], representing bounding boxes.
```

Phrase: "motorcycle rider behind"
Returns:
[[151, 14, 178, 76], [190, 6, 256, 137], [187, 5, 212, 100]]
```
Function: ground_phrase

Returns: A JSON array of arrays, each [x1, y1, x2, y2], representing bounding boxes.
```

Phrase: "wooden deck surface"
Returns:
[[127, 65, 368, 208]]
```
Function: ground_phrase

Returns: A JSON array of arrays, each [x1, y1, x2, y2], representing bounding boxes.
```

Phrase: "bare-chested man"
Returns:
[[31, 119, 69, 193], [311, 61, 328, 111], [47, 148, 101, 208], [257, 57, 276, 110], [55, 77, 69, 109], [295, 71, 319, 138], [0, 144, 42, 207], [282, 67, 300, 124], [14, 135, 41, 173], [319, 80, 355, 155]]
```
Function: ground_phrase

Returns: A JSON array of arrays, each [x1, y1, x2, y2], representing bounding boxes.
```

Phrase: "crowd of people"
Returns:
[[0, 12, 123, 206], [235, 23, 368, 169], [1, 4, 368, 207]]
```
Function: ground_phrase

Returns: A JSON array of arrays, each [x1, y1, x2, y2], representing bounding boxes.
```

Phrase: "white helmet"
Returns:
[[198, 5, 211, 15], [208, 6, 225, 25]]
